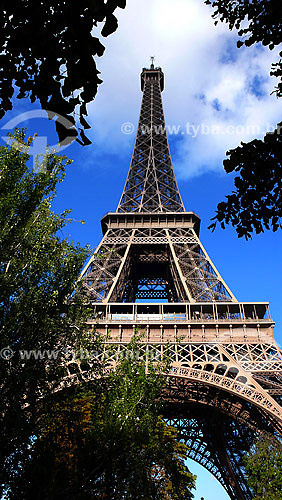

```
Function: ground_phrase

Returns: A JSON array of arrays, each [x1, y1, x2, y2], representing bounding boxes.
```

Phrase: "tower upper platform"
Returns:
[[141, 65, 164, 91]]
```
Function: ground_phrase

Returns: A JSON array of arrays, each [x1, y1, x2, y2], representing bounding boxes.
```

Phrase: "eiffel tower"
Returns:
[[79, 60, 282, 499]]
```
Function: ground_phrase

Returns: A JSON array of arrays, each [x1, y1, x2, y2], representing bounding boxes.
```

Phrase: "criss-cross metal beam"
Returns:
[[117, 63, 185, 213]]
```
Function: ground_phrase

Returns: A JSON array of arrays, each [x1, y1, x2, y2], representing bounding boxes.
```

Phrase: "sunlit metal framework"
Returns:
[[79, 62, 282, 499]]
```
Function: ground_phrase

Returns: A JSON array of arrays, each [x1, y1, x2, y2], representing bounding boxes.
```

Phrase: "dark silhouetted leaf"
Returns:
[[0, 1, 126, 145]]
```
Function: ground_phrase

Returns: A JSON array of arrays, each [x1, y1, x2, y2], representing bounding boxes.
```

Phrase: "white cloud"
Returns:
[[87, 0, 281, 179]]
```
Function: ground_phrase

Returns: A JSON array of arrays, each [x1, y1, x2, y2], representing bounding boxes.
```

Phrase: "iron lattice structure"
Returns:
[[78, 62, 282, 499]]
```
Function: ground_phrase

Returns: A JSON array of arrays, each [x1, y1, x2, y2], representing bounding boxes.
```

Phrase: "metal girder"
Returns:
[[166, 414, 254, 500], [80, 225, 235, 303]]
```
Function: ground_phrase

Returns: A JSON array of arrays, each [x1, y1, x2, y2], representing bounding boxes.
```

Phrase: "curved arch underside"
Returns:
[[166, 413, 252, 500], [61, 358, 281, 500], [60, 335, 282, 500], [162, 379, 280, 500], [64, 340, 282, 432]]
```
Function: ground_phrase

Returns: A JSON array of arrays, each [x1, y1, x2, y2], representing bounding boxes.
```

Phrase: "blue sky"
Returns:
[[1, 1, 282, 498]]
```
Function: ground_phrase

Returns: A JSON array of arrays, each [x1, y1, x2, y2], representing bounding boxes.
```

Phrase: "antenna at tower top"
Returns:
[[150, 56, 155, 69]]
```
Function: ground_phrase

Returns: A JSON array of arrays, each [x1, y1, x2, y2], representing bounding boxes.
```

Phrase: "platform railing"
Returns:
[[88, 302, 272, 324]]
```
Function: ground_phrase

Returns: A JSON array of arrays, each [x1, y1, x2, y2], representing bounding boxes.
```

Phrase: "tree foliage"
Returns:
[[244, 433, 282, 500], [205, 1, 282, 237], [0, 130, 92, 495], [209, 123, 282, 238], [0, 1, 126, 145], [6, 338, 196, 500], [205, 0, 282, 96]]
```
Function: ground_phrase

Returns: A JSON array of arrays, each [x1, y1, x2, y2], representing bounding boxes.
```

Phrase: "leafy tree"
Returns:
[[244, 433, 282, 500], [0, 1, 126, 145], [205, 0, 282, 95], [209, 123, 282, 238], [205, 0, 282, 237], [0, 130, 92, 495], [6, 337, 196, 500]]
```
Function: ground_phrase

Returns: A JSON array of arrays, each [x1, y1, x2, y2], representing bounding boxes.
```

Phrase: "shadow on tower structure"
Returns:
[[78, 61, 282, 500]]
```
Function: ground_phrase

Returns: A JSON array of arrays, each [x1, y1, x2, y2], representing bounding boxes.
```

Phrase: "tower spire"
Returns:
[[117, 62, 184, 213]]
